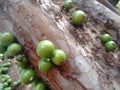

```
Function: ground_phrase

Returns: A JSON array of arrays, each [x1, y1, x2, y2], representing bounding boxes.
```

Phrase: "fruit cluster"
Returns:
[[0, 32, 47, 90], [0, 32, 22, 90], [64, 0, 87, 26], [16, 54, 36, 84], [0, 59, 22, 90], [0, 74, 12, 90], [100, 34, 117, 52], [0, 59, 13, 90], [0, 59, 11, 74], [0, 58, 22, 90], [36, 40, 66, 73], [16, 54, 47, 90], [0, 32, 22, 59]]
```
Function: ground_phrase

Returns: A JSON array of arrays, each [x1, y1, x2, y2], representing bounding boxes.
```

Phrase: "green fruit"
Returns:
[[7, 79, 12, 84], [6, 62, 11, 67], [7, 59, 12, 63], [4, 87, 12, 90], [71, 10, 86, 25], [38, 58, 53, 73], [2, 67, 9, 72], [7, 43, 22, 57], [4, 75, 11, 79], [3, 51, 13, 59], [2, 82, 9, 88], [20, 68, 36, 84], [2, 62, 11, 67], [32, 81, 46, 90], [64, 0, 73, 10], [52, 50, 66, 65], [0, 78, 6, 83], [13, 82, 19, 87], [2, 63, 8, 67], [100, 34, 111, 43], [105, 41, 117, 52], [36, 40, 55, 58], [16, 54, 23, 61], [0, 75, 5, 79], [0, 42, 6, 53], [13, 80, 21, 87], [0, 32, 14, 46], [16, 54, 28, 67], [13, 82, 18, 87]]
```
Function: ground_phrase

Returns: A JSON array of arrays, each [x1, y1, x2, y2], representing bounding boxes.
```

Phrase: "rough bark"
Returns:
[[0, 0, 120, 90]]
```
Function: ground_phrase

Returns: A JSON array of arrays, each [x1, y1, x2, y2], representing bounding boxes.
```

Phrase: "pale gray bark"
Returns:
[[0, 0, 119, 90]]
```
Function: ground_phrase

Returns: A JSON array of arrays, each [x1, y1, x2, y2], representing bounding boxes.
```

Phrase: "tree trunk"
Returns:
[[0, 0, 120, 90]]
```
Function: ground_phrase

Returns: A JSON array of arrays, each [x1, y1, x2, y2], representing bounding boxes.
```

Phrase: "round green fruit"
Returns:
[[3, 87, 12, 90], [2, 62, 11, 67], [52, 50, 66, 65], [0, 32, 14, 46], [13, 80, 21, 87], [36, 40, 55, 58], [105, 41, 117, 52], [100, 34, 111, 43], [38, 58, 53, 73], [64, 0, 73, 10], [7, 43, 22, 57], [0, 42, 6, 53], [4, 75, 11, 79], [0, 78, 6, 83], [71, 10, 86, 25], [3, 51, 13, 59], [2, 67, 9, 72], [20, 68, 36, 84], [2, 82, 9, 88], [32, 81, 46, 90], [16, 54, 28, 67], [6, 79, 12, 84]]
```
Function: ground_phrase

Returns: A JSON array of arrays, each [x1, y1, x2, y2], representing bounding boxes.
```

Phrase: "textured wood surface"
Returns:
[[0, 0, 120, 90]]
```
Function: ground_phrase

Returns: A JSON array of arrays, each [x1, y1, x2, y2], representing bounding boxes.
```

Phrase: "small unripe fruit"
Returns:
[[100, 34, 111, 43], [64, 0, 73, 10], [7, 43, 22, 57], [38, 58, 53, 73], [0, 32, 14, 46], [36, 40, 55, 58], [52, 50, 66, 65], [71, 10, 86, 25], [105, 41, 117, 52]]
